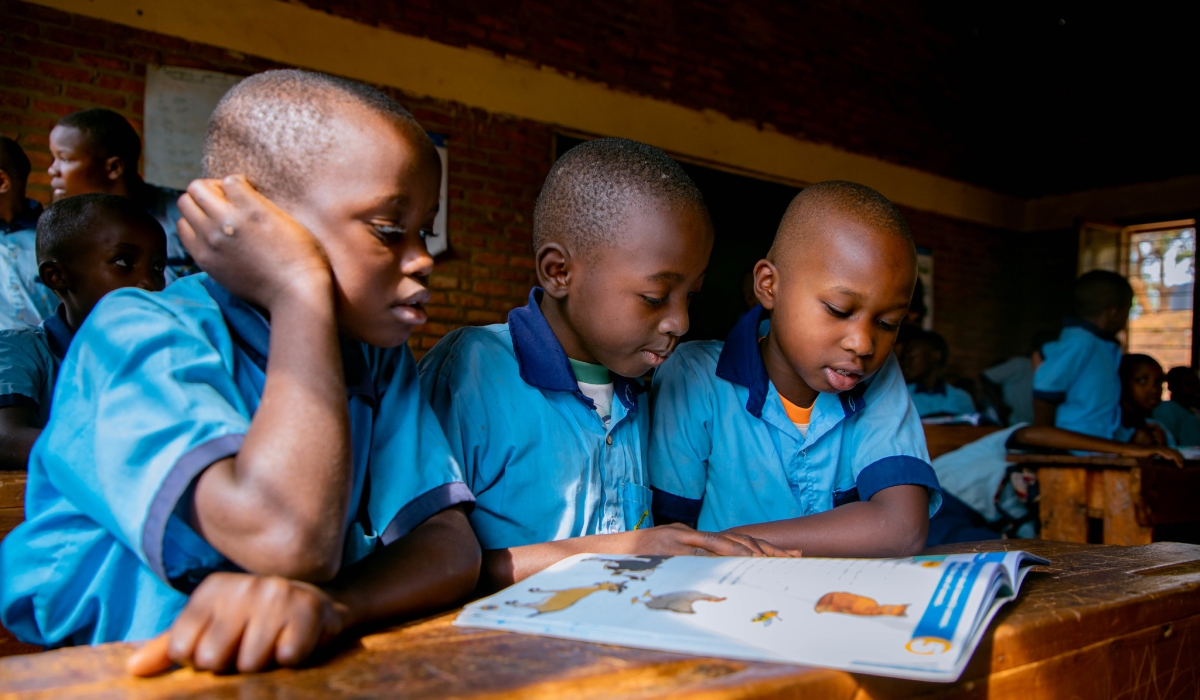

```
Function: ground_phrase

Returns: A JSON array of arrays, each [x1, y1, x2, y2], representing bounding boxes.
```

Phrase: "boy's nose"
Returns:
[[658, 297, 690, 337], [401, 242, 435, 278], [842, 325, 875, 357]]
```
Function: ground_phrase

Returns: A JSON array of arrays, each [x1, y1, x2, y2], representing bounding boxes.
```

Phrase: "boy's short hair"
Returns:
[[1165, 366, 1199, 392], [36, 193, 163, 264], [908, 329, 949, 364], [1119, 353, 1162, 390], [0, 136, 31, 184], [532, 137, 706, 255], [57, 109, 142, 168], [1073, 270, 1134, 318], [769, 181, 913, 264], [203, 69, 434, 202]]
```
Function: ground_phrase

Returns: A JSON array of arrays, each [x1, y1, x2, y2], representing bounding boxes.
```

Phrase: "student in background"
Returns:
[[980, 328, 1059, 426], [421, 138, 789, 590], [1118, 354, 1173, 445], [1033, 270, 1133, 438], [928, 422, 1182, 545], [902, 329, 976, 418], [47, 109, 196, 281], [2, 70, 479, 675], [0, 137, 56, 328], [0, 194, 166, 470], [1152, 366, 1200, 446], [650, 181, 941, 558]]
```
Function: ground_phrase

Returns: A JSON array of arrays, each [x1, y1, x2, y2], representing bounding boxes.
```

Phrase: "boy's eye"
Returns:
[[419, 228, 438, 240], [878, 319, 901, 332], [823, 303, 852, 319], [112, 256, 132, 268], [372, 223, 407, 243], [642, 295, 669, 308]]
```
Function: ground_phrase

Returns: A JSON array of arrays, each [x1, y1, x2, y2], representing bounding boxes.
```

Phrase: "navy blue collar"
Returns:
[[912, 379, 948, 395], [201, 277, 375, 404], [0, 199, 43, 234], [1063, 316, 1118, 343], [715, 305, 868, 418], [43, 304, 74, 359], [508, 287, 640, 412]]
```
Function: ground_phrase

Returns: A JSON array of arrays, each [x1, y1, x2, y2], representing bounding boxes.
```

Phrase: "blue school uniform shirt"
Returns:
[[981, 356, 1034, 425], [144, 183, 199, 283], [0, 274, 472, 647], [1032, 318, 1121, 439], [1151, 401, 1200, 447], [418, 288, 652, 550], [648, 306, 941, 533], [907, 380, 976, 418], [0, 305, 74, 428], [0, 200, 56, 329]]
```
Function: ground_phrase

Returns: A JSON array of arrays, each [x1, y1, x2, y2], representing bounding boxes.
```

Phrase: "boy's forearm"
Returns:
[[1033, 399, 1057, 427], [729, 485, 930, 557], [328, 506, 481, 629], [192, 280, 354, 581], [482, 537, 618, 590], [1014, 425, 1147, 454], [0, 407, 41, 471]]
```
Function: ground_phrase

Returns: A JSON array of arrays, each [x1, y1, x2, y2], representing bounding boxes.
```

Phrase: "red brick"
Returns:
[[472, 252, 508, 267], [429, 273, 460, 290], [465, 309, 504, 324], [64, 85, 126, 109], [0, 93, 28, 109], [37, 61, 92, 83], [95, 74, 144, 93], [11, 36, 73, 62], [0, 50, 32, 70], [42, 26, 107, 52], [30, 98, 77, 117], [473, 281, 510, 297], [0, 69, 59, 96], [77, 52, 130, 72]]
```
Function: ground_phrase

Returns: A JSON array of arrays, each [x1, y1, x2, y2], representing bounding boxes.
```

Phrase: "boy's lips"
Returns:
[[823, 365, 863, 392], [641, 344, 676, 368], [392, 290, 430, 325]]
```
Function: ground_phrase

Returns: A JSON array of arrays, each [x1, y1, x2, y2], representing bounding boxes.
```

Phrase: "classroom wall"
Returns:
[[0, 0, 1070, 371]]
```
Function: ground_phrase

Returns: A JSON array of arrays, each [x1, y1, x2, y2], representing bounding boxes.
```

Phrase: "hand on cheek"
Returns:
[[126, 572, 350, 676]]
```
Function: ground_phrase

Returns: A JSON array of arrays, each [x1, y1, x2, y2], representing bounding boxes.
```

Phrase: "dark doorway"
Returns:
[[555, 135, 800, 342]]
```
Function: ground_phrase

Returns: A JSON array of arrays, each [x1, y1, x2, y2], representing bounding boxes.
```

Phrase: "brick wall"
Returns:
[[1, 0, 1076, 373], [0, 0, 544, 356]]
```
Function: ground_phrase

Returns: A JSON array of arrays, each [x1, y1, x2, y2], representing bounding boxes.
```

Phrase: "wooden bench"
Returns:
[[1008, 453, 1200, 545], [2, 540, 1198, 699], [923, 424, 1002, 460], [0, 471, 40, 659]]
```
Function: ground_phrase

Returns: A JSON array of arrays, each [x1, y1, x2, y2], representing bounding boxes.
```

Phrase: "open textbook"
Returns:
[[456, 550, 1048, 682]]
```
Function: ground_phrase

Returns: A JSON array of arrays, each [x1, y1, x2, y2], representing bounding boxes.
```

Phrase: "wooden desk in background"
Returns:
[[922, 424, 1002, 460], [0, 471, 40, 659], [2, 540, 1198, 699], [1007, 453, 1200, 545]]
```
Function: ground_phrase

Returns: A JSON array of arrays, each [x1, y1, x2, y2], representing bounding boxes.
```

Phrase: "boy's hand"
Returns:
[[1123, 444, 1186, 468], [176, 175, 332, 311], [126, 572, 349, 677], [629, 523, 800, 557]]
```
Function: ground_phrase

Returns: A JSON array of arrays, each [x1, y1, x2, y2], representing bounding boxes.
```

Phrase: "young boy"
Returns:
[[980, 328, 1058, 426], [1033, 270, 1132, 438], [1152, 366, 1200, 446], [902, 329, 976, 418], [48, 108, 196, 281], [420, 138, 788, 589], [0, 136, 56, 329], [649, 181, 941, 557], [0, 70, 479, 675], [0, 194, 166, 470]]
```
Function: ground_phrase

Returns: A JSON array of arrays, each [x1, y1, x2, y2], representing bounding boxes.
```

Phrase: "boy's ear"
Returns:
[[104, 156, 125, 182], [536, 242, 571, 299], [753, 259, 779, 310], [0, 169, 12, 195], [38, 260, 70, 292]]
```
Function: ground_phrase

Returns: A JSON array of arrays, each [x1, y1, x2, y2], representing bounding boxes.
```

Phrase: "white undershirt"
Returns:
[[578, 381, 615, 425]]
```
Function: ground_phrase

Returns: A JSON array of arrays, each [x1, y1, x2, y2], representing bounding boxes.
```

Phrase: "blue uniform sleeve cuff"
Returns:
[[0, 393, 38, 410], [380, 481, 475, 546], [143, 433, 245, 583], [650, 487, 702, 529], [856, 456, 943, 517], [1033, 390, 1066, 403]]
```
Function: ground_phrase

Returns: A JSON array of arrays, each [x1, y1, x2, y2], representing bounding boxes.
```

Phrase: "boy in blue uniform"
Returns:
[[650, 181, 941, 557], [0, 194, 166, 470], [0, 137, 56, 328], [0, 71, 479, 675], [48, 109, 197, 281], [1033, 270, 1132, 438], [1152, 366, 1200, 446], [902, 329, 976, 418], [421, 138, 788, 588]]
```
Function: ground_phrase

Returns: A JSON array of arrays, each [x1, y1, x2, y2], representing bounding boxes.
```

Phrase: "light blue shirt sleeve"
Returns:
[[32, 289, 249, 585], [0, 328, 50, 410], [647, 343, 718, 519], [1033, 337, 1087, 402]]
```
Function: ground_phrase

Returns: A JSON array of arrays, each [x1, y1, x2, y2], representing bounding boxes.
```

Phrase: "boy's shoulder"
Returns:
[[662, 339, 724, 377], [0, 325, 51, 371], [419, 322, 514, 377], [79, 274, 232, 353]]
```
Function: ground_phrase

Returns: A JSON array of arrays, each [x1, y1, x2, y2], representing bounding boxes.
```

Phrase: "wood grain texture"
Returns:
[[1038, 467, 1088, 543], [922, 426, 1003, 460], [1, 541, 1198, 699], [1103, 470, 1154, 546]]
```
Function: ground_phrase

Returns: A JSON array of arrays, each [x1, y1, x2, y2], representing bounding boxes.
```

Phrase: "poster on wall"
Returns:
[[916, 245, 933, 330], [143, 65, 450, 255]]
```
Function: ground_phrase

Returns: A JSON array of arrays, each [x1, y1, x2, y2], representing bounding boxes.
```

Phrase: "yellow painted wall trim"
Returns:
[[28, 0, 1035, 229]]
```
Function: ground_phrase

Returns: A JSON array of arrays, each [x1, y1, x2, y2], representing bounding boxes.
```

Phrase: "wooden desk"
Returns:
[[922, 425, 1002, 460], [3, 540, 1198, 699], [0, 471, 39, 660], [1007, 453, 1200, 545]]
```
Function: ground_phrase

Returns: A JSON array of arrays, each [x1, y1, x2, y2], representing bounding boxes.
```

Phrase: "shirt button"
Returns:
[[606, 435, 613, 445]]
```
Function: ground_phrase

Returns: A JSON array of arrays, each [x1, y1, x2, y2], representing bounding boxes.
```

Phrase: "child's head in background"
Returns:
[[36, 193, 167, 329], [1119, 353, 1166, 444], [900, 329, 949, 387], [532, 138, 713, 378], [1073, 270, 1134, 336], [1166, 366, 1200, 409], [752, 181, 916, 407], [48, 108, 144, 201], [202, 69, 443, 349]]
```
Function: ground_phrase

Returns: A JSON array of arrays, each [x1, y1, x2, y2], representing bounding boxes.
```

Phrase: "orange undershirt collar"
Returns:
[[779, 393, 814, 425]]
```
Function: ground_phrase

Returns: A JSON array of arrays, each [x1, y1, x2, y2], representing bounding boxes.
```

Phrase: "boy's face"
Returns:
[[1127, 363, 1164, 412], [48, 126, 119, 201], [758, 215, 915, 398], [281, 109, 439, 348], [551, 204, 713, 378], [901, 340, 939, 383], [55, 214, 168, 316]]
